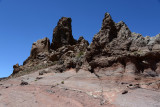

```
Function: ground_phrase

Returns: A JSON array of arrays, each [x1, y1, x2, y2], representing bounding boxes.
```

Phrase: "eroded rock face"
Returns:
[[51, 17, 77, 50], [18, 17, 89, 75], [86, 12, 160, 77], [23, 37, 50, 66], [86, 14, 131, 63], [13, 64, 23, 74], [30, 37, 50, 59], [49, 36, 89, 72], [12, 12, 160, 77], [77, 36, 89, 52]]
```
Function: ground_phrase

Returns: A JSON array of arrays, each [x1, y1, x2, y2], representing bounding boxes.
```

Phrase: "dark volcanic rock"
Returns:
[[30, 37, 50, 59], [86, 13, 132, 62], [49, 35, 89, 71], [51, 17, 77, 50], [20, 80, 28, 86], [77, 36, 89, 52], [13, 64, 23, 74], [86, 13, 131, 72], [12, 12, 160, 78], [23, 37, 50, 65], [20, 17, 89, 75], [122, 90, 128, 94], [86, 12, 160, 76]]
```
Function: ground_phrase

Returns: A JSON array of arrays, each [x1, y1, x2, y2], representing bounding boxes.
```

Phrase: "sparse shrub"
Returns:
[[61, 81, 64, 84], [77, 51, 84, 58]]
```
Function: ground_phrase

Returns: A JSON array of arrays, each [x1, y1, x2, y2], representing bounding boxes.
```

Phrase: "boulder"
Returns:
[[20, 80, 29, 86]]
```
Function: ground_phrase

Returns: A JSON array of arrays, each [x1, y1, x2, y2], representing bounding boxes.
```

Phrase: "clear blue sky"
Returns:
[[0, 0, 160, 78]]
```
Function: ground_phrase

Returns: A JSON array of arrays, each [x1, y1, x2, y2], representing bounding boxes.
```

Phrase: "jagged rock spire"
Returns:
[[51, 17, 77, 50]]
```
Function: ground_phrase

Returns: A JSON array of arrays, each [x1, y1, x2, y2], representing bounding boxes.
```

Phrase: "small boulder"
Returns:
[[20, 80, 28, 86], [122, 90, 128, 94], [39, 70, 48, 75]]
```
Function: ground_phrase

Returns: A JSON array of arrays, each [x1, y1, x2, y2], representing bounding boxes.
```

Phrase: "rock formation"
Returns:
[[12, 12, 160, 78], [5, 12, 160, 107], [30, 37, 50, 59], [49, 36, 89, 72], [23, 37, 50, 66], [13, 64, 23, 74], [12, 17, 89, 75], [51, 17, 77, 50], [86, 12, 160, 77]]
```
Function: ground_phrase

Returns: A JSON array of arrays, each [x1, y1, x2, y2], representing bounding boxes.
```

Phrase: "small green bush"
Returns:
[[61, 81, 64, 84], [77, 51, 84, 58]]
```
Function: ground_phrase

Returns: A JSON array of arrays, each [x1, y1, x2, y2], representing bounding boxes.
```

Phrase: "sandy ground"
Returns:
[[0, 66, 160, 107]]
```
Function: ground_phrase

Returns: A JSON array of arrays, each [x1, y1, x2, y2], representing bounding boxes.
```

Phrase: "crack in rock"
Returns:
[[94, 72, 107, 105]]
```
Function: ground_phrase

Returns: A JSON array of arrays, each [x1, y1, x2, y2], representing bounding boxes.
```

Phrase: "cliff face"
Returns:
[[51, 17, 77, 50], [12, 17, 89, 76], [86, 13, 160, 77], [12, 12, 160, 78]]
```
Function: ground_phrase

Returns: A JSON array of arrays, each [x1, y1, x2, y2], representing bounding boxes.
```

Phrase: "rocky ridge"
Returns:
[[12, 12, 160, 78], [86, 13, 160, 77], [1, 12, 160, 107]]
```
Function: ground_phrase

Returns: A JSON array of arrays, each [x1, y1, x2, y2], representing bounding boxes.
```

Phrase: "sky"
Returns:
[[0, 0, 160, 78]]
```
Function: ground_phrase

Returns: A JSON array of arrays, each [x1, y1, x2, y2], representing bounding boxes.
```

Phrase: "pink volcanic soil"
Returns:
[[0, 66, 160, 107]]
